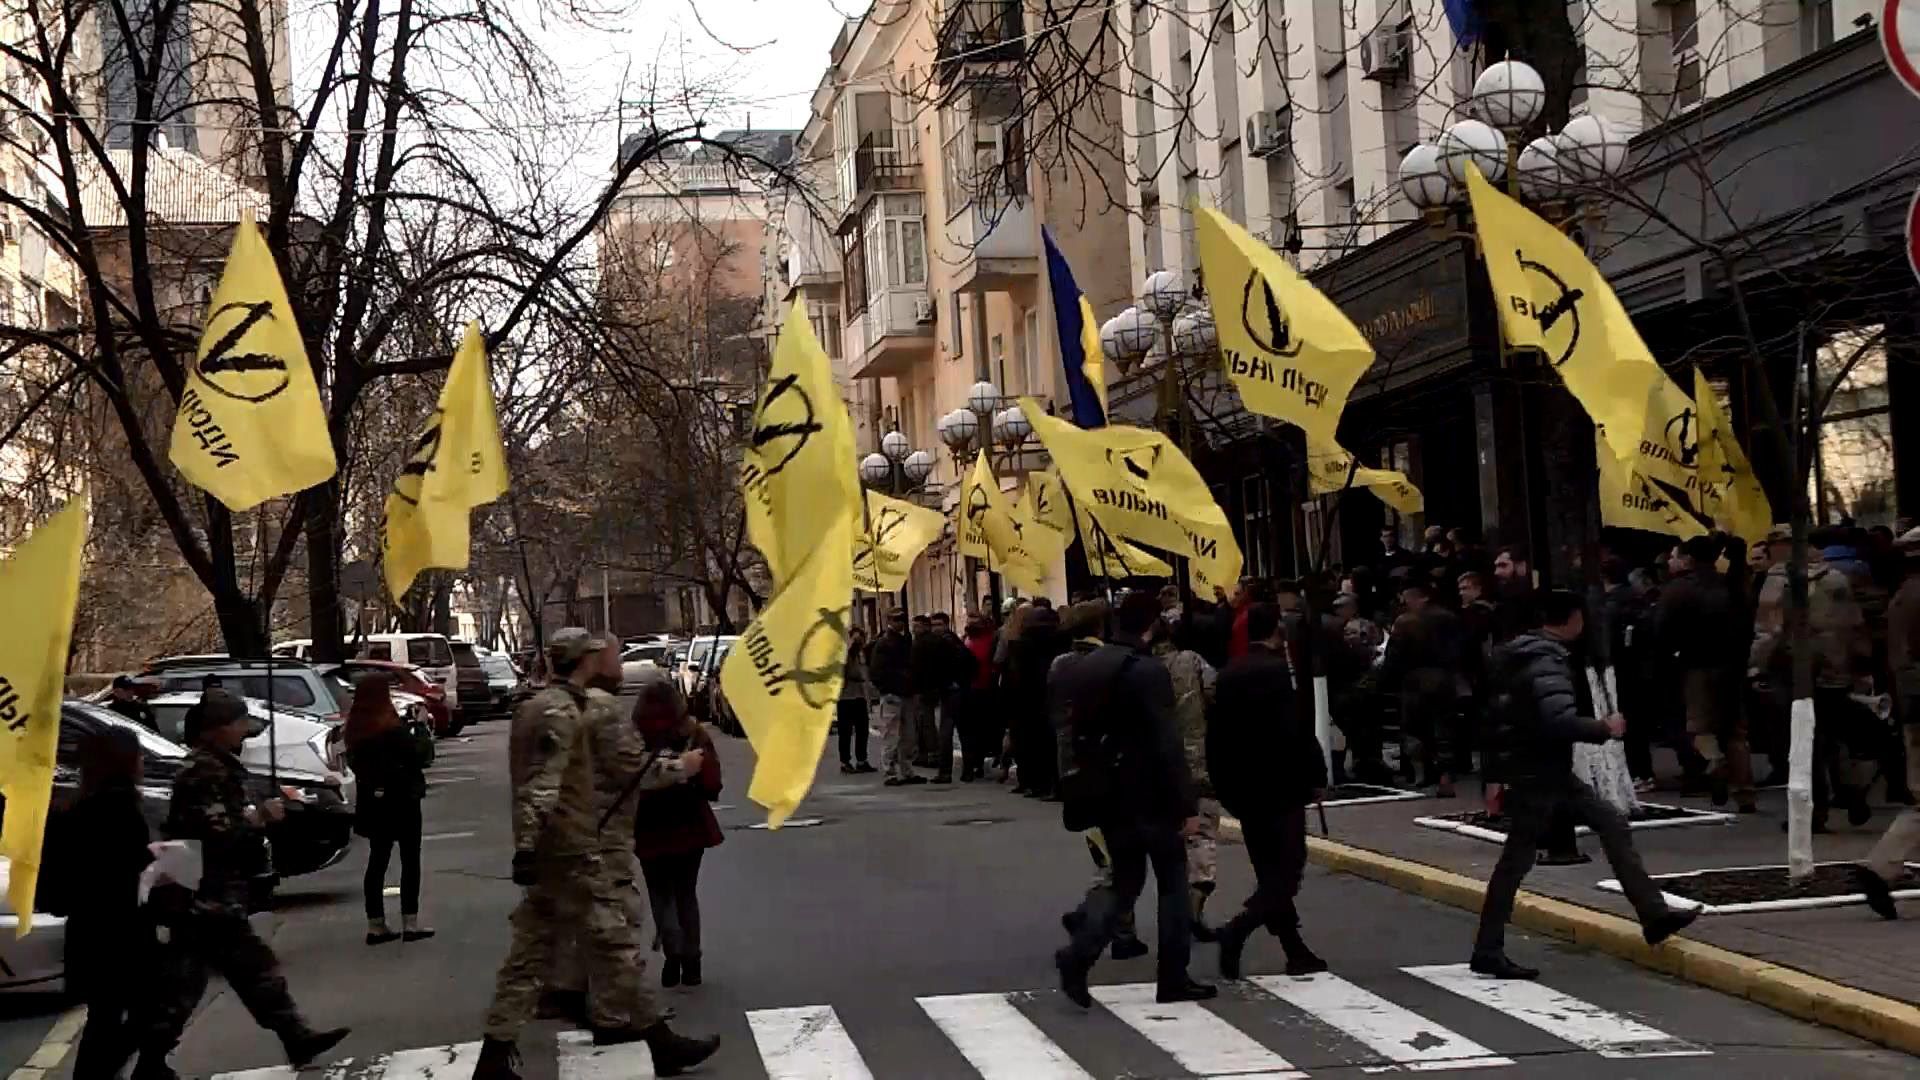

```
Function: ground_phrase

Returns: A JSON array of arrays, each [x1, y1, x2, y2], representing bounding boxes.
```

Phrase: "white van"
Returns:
[[276, 633, 460, 712]]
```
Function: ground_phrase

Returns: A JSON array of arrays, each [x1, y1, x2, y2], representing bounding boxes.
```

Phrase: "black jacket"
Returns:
[[1482, 633, 1611, 786], [1652, 567, 1743, 672], [56, 782, 155, 991], [347, 725, 429, 836], [107, 697, 157, 731], [911, 629, 972, 694], [868, 629, 914, 697], [1207, 644, 1327, 820], [1053, 641, 1196, 824], [1381, 605, 1465, 690]]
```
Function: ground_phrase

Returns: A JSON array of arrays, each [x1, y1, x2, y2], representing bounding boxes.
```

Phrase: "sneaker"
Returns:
[[901, 774, 928, 785], [1642, 907, 1699, 946], [840, 763, 857, 774], [1055, 948, 1093, 1008], [402, 917, 434, 942], [1110, 937, 1149, 961], [932, 773, 953, 785], [882, 777, 904, 787], [855, 762, 877, 773], [643, 1024, 721, 1077], [1468, 953, 1539, 980], [1852, 866, 1899, 920], [366, 924, 400, 946], [284, 1027, 351, 1070], [1155, 978, 1218, 1003]]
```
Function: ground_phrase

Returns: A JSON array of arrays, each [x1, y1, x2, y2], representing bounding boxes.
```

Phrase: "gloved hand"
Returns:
[[511, 850, 538, 886]]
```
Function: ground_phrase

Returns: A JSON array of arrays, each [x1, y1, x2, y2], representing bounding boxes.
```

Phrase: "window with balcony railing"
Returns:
[[937, 0, 1024, 81], [940, 81, 1026, 220]]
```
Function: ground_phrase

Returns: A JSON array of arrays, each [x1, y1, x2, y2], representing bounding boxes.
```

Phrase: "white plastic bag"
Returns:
[[1577, 666, 1639, 814], [139, 839, 202, 905]]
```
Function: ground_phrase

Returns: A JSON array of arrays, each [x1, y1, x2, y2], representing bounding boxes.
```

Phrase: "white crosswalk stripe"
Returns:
[[1406, 964, 1711, 1058], [916, 992, 1094, 1080], [1250, 973, 1512, 1071], [202, 967, 1710, 1080], [746, 1004, 875, 1080], [1089, 983, 1304, 1078]]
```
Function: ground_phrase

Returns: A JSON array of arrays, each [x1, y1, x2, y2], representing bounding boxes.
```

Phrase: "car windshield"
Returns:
[[482, 656, 516, 678], [416, 636, 454, 667], [152, 672, 318, 710], [451, 642, 479, 667], [63, 702, 188, 759]]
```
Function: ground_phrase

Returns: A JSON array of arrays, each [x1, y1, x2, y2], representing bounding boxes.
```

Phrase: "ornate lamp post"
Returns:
[[859, 424, 935, 613]]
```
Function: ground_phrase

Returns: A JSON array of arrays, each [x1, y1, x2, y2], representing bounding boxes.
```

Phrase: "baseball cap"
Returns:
[[548, 627, 610, 666]]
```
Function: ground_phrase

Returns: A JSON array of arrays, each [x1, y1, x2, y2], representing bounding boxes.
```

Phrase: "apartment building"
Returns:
[[771, 1, 1132, 615], [1116, 0, 1910, 579]]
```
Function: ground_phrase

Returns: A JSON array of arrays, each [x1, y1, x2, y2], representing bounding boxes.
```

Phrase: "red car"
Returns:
[[320, 659, 454, 735]]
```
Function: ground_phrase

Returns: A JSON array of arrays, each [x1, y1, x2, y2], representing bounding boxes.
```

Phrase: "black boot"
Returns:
[[1189, 885, 1218, 943], [643, 1023, 721, 1077], [1642, 907, 1699, 946], [1280, 928, 1328, 976], [1854, 866, 1899, 920], [284, 1027, 351, 1070], [662, 956, 682, 988], [1110, 935, 1149, 961], [1216, 919, 1250, 980], [681, 956, 703, 987], [471, 1037, 521, 1080], [1156, 976, 1217, 1003], [1055, 947, 1093, 1008], [1468, 953, 1539, 980]]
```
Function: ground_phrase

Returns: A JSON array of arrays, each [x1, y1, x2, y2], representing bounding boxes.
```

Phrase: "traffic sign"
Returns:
[[1885, 0, 1920, 101], [1908, 184, 1920, 286]]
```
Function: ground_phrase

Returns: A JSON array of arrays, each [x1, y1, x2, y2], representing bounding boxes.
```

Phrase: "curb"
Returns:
[[1223, 813, 1920, 1057]]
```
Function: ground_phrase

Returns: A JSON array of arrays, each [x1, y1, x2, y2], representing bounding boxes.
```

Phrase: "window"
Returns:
[[1669, 0, 1702, 109], [1022, 307, 1041, 396], [1800, 0, 1834, 57], [942, 82, 1024, 216], [1221, 144, 1245, 224], [951, 291, 965, 353], [365, 641, 393, 661], [808, 301, 843, 360], [1241, 474, 1272, 578], [1809, 327, 1896, 526], [861, 194, 926, 302]]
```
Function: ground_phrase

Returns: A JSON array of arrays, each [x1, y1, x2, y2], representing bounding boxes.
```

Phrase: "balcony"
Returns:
[[846, 290, 935, 380], [782, 221, 841, 300], [937, 1, 1025, 85], [836, 128, 920, 232], [944, 192, 1039, 296]]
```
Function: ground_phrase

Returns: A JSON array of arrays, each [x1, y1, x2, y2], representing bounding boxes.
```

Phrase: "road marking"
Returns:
[[9, 1004, 87, 1080], [1405, 965, 1709, 1058], [1090, 983, 1304, 1078], [1249, 974, 1512, 1071], [421, 831, 476, 842], [382, 1041, 483, 1080], [916, 992, 1093, 1079], [557, 1030, 655, 1079], [747, 1004, 874, 1079], [427, 777, 478, 785]]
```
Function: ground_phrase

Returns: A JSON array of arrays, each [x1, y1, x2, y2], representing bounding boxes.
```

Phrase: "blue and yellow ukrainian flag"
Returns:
[[1043, 227, 1108, 429]]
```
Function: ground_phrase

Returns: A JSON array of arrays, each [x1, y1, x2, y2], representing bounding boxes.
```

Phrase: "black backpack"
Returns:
[[1058, 653, 1138, 832]]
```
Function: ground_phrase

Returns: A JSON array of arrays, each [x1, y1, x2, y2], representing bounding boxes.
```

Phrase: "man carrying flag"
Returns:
[[383, 322, 511, 600]]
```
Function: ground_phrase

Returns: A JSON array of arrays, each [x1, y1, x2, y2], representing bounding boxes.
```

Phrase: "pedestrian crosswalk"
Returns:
[[205, 965, 1708, 1080]]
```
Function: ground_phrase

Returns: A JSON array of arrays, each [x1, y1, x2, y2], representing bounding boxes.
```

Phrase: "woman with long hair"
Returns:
[[62, 727, 155, 1080], [632, 673, 724, 988], [344, 672, 433, 945]]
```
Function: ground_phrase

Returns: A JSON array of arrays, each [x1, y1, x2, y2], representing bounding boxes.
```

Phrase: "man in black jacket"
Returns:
[[1382, 583, 1467, 793], [1474, 592, 1697, 979], [1055, 592, 1212, 1007], [1210, 603, 1328, 979], [868, 610, 922, 785], [1655, 535, 1755, 811]]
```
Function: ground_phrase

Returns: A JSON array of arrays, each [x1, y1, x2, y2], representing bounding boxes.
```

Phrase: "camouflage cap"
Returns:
[[548, 627, 611, 666]]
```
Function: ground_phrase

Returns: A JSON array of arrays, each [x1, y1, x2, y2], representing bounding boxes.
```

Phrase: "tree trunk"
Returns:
[[304, 479, 348, 661]]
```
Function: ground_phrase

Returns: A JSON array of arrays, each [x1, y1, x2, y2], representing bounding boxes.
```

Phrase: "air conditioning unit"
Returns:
[[1360, 28, 1412, 81], [1245, 106, 1291, 159], [913, 295, 936, 323]]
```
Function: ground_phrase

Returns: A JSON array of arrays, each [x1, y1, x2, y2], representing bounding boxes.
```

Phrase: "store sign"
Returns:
[[1884, 0, 1920, 102]]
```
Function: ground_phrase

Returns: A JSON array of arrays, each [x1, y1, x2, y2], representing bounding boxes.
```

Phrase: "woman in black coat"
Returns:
[[62, 727, 156, 1080], [344, 673, 433, 945]]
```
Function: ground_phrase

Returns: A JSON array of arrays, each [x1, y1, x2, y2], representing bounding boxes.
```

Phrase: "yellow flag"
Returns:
[[744, 301, 858, 591], [1022, 400, 1243, 597], [1196, 205, 1375, 444], [1023, 468, 1075, 552], [0, 497, 88, 934], [721, 515, 855, 826], [1597, 433, 1706, 539], [381, 323, 511, 599], [1694, 367, 1774, 543], [960, 453, 1050, 595], [1022, 468, 1171, 579], [1305, 439, 1424, 515], [853, 490, 943, 594], [169, 211, 336, 511], [1076, 501, 1175, 579], [1463, 165, 1673, 476]]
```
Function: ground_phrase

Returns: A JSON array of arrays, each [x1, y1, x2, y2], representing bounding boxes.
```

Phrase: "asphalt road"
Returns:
[[8, 706, 1916, 1078]]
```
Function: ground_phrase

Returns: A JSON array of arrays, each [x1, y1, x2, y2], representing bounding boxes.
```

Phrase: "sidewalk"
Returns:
[[1297, 783, 1920, 1002]]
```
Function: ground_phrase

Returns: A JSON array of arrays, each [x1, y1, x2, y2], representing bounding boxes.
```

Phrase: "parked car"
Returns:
[[316, 660, 452, 736], [686, 638, 736, 727], [675, 635, 738, 698], [145, 692, 356, 878], [620, 640, 680, 691], [448, 639, 495, 722], [480, 651, 531, 714], [276, 633, 461, 714], [141, 656, 342, 724], [707, 671, 743, 738]]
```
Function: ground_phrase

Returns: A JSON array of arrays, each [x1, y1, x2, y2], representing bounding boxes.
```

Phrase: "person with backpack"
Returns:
[[1208, 602, 1328, 979], [1053, 591, 1212, 1007], [1473, 591, 1697, 979], [56, 727, 156, 1080]]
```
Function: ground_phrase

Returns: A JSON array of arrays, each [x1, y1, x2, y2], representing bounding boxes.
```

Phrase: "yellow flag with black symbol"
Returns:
[[1022, 468, 1075, 553], [1694, 367, 1774, 543], [853, 490, 944, 594], [1022, 400, 1243, 597], [1195, 205, 1375, 444], [1596, 433, 1706, 539], [169, 210, 335, 511], [0, 496, 88, 934], [1076, 501, 1175, 579], [744, 300, 859, 591], [1463, 164, 1670, 475], [1023, 468, 1171, 579], [960, 453, 1050, 595], [381, 323, 511, 600], [1305, 439, 1424, 515], [721, 515, 855, 827]]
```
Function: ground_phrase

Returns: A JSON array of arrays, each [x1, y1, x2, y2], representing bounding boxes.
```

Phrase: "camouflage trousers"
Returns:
[[547, 858, 652, 996], [145, 907, 308, 1060], [1186, 798, 1221, 887], [483, 852, 661, 1040]]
